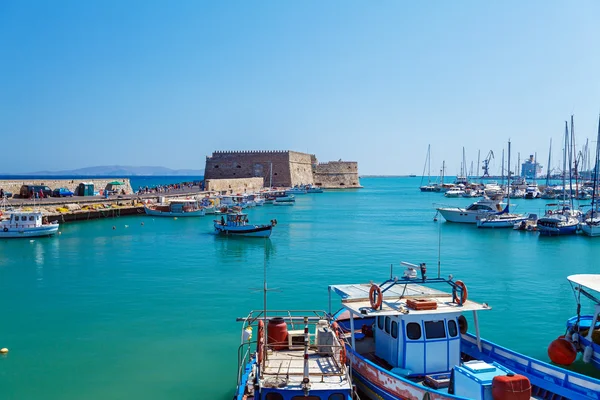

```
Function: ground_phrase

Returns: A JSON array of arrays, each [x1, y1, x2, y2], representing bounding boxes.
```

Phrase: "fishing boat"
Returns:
[[549, 274, 600, 371], [144, 199, 205, 217], [274, 195, 295, 205], [329, 262, 600, 400], [0, 210, 59, 238], [581, 115, 600, 237], [306, 185, 324, 193], [477, 141, 527, 228], [234, 311, 354, 400], [214, 213, 275, 238], [435, 195, 505, 224]]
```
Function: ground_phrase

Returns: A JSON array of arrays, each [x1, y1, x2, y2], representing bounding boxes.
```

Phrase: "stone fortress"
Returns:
[[203, 150, 361, 192]]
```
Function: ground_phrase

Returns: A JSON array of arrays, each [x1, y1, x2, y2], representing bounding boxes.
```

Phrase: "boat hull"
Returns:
[[581, 223, 600, 237], [144, 206, 205, 217], [437, 208, 491, 224], [537, 219, 578, 236], [0, 224, 59, 238], [214, 223, 272, 238], [477, 216, 527, 228]]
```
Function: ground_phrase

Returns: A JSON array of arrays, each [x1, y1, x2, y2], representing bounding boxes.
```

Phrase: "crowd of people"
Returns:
[[136, 181, 201, 195]]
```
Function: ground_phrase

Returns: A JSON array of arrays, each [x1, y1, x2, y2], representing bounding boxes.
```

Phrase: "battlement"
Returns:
[[211, 150, 290, 156]]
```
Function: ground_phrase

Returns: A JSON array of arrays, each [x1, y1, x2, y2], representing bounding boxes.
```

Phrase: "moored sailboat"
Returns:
[[581, 114, 600, 237]]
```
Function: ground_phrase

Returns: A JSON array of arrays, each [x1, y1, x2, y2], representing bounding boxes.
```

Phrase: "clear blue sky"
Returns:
[[1, 0, 599, 175]]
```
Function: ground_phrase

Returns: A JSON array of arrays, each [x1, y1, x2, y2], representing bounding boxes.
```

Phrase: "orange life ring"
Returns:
[[453, 280, 468, 305], [369, 285, 383, 309], [339, 345, 347, 365], [257, 320, 264, 364]]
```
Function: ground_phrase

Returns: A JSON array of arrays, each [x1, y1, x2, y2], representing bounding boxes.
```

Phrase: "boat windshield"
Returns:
[[466, 204, 492, 211]]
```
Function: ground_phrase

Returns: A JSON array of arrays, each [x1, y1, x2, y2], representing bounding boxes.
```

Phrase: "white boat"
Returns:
[[444, 188, 465, 198], [477, 140, 527, 228], [476, 207, 528, 228], [524, 184, 541, 199], [274, 195, 295, 204], [306, 185, 324, 193], [436, 196, 505, 224], [0, 210, 59, 238], [144, 199, 205, 217], [214, 213, 274, 238], [285, 187, 307, 195], [581, 115, 600, 237], [509, 188, 526, 198], [330, 262, 600, 400]]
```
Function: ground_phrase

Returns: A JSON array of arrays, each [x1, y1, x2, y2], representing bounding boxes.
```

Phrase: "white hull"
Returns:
[[581, 222, 600, 237], [477, 215, 527, 228], [0, 224, 59, 238], [436, 208, 491, 224]]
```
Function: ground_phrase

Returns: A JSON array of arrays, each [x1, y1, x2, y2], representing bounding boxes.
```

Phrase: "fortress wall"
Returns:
[[204, 151, 294, 187], [204, 177, 264, 194], [288, 151, 315, 187], [313, 161, 361, 189], [0, 178, 133, 197]]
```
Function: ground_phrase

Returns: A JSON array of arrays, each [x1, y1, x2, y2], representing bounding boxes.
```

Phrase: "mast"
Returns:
[[501, 149, 505, 187], [507, 140, 511, 210], [569, 115, 576, 209], [462, 147, 466, 183], [441, 160, 445, 185], [546, 138, 552, 187], [420, 145, 431, 187], [477, 150, 481, 182], [534, 152, 537, 185], [563, 121, 568, 205], [591, 114, 600, 217]]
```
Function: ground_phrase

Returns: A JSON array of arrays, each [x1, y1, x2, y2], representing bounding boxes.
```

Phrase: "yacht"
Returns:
[[436, 196, 504, 224]]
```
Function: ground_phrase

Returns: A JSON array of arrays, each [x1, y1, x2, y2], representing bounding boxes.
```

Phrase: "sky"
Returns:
[[1, 1, 600, 175]]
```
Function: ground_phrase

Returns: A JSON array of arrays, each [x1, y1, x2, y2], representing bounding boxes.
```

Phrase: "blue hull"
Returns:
[[538, 224, 578, 236]]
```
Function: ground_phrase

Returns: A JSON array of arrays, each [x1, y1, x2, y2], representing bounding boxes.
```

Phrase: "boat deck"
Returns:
[[261, 347, 350, 391], [330, 282, 491, 316]]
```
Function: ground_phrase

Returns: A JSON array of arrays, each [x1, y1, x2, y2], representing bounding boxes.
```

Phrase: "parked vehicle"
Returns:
[[19, 185, 52, 199], [52, 188, 74, 197]]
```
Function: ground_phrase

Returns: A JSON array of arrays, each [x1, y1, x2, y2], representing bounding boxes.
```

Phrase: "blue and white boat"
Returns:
[[234, 310, 354, 400], [286, 186, 307, 195], [329, 261, 600, 400], [536, 203, 580, 236], [0, 210, 59, 238], [214, 213, 274, 238], [556, 274, 600, 371]]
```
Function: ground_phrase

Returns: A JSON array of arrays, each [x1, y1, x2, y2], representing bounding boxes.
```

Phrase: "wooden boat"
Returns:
[[0, 210, 59, 238], [214, 213, 274, 238], [144, 199, 205, 217], [234, 311, 354, 400], [329, 261, 600, 399]]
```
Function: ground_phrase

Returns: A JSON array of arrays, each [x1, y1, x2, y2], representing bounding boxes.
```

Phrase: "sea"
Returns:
[[1, 176, 599, 399]]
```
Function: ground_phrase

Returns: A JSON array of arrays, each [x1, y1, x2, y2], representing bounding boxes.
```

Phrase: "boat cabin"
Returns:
[[329, 263, 490, 378], [223, 213, 249, 226], [1, 211, 47, 228]]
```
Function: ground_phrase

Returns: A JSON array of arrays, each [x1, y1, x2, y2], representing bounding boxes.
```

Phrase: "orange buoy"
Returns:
[[548, 337, 577, 365]]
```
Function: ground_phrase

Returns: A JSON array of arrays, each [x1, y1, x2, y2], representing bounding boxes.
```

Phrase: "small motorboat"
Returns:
[[0, 210, 59, 238], [214, 213, 275, 238]]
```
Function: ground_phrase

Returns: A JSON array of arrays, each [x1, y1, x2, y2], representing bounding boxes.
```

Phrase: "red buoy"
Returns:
[[267, 317, 289, 350], [492, 373, 531, 400], [547, 337, 577, 366]]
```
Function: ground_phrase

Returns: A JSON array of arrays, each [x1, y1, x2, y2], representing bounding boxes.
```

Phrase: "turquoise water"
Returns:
[[1, 177, 599, 399]]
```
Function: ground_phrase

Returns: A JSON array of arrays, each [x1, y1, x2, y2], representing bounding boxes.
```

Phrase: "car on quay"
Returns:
[[19, 185, 52, 198], [52, 188, 74, 197]]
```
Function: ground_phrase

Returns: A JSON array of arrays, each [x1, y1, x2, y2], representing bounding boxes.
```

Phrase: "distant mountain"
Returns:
[[12, 166, 204, 176]]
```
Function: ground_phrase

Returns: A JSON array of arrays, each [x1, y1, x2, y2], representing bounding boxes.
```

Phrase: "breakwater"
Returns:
[[0, 178, 134, 196]]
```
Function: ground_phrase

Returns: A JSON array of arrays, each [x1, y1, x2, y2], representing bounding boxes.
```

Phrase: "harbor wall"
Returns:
[[0, 178, 133, 196], [313, 161, 362, 188], [288, 151, 315, 187], [204, 177, 264, 194]]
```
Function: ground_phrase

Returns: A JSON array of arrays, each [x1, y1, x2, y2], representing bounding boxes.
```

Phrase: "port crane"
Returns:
[[481, 150, 494, 177]]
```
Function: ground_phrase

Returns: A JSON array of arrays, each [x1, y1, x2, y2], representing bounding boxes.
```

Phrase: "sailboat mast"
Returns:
[[477, 150, 481, 182], [534, 152, 537, 184], [546, 138, 552, 187], [501, 149, 505, 187], [507, 140, 511, 209], [569, 115, 576, 209], [563, 121, 568, 204], [591, 115, 600, 216]]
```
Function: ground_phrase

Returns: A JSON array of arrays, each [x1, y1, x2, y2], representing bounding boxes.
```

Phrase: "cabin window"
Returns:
[[236, 165, 241, 168], [385, 317, 391, 334], [391, 321, 398, 339], [425, 321, 447, 339], [377, 316, 384, 330], [329, 395, 346, 400], [214, 165, 219, 168], [266, 394, 284, 400], [406, 323, 421, 340], [448, 319, 458, 337], [29, 216, 34, 221]]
